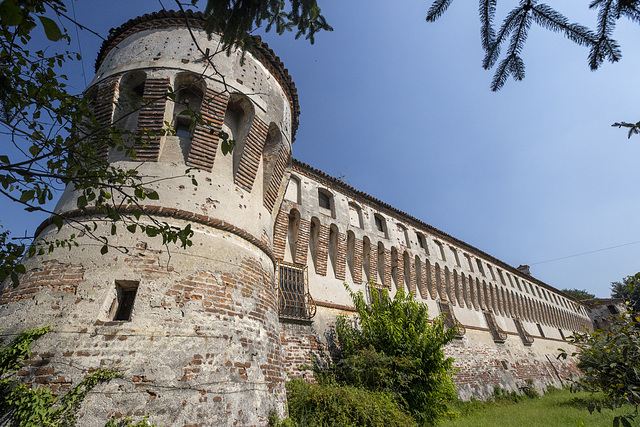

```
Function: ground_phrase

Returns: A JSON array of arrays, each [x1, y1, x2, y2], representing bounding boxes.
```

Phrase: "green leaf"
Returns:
[[0, 0, 23, 26], [37, 15, 63, 41], [100, 245, 108, 255], [53, 215, 63, 231], [77, 195, 87, 209], [146, 190, 159, 200], [19, 190, 34, 203], [126, 224, 136, 233]]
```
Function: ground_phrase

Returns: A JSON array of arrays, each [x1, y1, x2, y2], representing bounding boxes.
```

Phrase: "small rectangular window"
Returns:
[[375, 215, 385, 234], [318, 190, 331, 210], [110, 281, 139, 322], [476, 259, 485, 276]]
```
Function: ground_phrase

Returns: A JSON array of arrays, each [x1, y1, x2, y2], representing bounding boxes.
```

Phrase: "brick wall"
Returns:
[[0, 242, 285, 426], [279, 322, 320, 382], [136, 78, 170, 161], [188, 89, 229, 171], [0, 260, 82, 305], [315, 224, 329, 277], [273, 209, 289, 260], [264, 144, 291, 213], [235, 117, 269, 191], [353, 238, 363, 285], [295, 219, 310, 266], [91, 76, 119, 159], [335, 232, 346, 281]]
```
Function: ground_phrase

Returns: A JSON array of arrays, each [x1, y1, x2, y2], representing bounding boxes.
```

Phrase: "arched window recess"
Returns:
[[172, 74, 205, 140]]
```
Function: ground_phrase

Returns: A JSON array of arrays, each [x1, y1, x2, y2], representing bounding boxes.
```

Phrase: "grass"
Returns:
[[437, 387, 634, 427]]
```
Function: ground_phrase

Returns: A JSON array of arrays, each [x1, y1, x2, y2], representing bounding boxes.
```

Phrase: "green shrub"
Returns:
[[492, 385, 522, 404], [559, 310, 640, 426], [333, 284, 458, 425], [284, 378, 417, 427], [521, 379, 540, 399]]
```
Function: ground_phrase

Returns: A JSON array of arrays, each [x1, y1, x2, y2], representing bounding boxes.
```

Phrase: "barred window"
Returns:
[[278, 261, 316, 320]]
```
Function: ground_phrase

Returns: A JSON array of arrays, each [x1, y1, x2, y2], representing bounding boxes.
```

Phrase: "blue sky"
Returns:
[[5, 0, 639, 298]]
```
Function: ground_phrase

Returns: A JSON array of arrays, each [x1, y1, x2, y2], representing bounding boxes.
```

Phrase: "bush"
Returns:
[[283, 378, 417, 427], [560, 311, 640, 426], [333, 284, 458, 425], [492, 385, 522, 404]]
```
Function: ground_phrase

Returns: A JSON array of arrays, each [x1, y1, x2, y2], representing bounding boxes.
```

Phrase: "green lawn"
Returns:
[[437, 388, 633, 427]]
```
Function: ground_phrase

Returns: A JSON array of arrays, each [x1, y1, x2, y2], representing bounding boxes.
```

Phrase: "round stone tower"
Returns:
[[0, 10, 298, 426]]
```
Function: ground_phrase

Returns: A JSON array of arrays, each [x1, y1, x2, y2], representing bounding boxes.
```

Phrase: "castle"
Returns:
[[0, 10, 602, 426]]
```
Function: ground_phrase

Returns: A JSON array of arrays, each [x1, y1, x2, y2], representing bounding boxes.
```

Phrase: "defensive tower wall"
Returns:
[[0, 11, 297, 426]]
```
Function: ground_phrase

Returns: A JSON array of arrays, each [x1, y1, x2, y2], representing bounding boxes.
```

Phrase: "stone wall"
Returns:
[[274, 160, 592, 399]]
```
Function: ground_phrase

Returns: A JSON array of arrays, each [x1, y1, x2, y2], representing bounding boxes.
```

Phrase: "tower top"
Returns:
[[95, 9, 300, 141]]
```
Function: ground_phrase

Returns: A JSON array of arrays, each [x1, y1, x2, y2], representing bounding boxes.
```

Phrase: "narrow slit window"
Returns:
[[111, 281, 139, 321]]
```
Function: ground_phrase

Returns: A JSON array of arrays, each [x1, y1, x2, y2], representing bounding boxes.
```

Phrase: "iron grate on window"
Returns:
[[278, 261, 316, 320]]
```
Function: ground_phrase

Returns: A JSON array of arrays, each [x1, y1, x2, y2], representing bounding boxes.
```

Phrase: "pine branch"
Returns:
[[479, 0, 497, 52], [483, 4, 527, 70], [588, 0, 622, 70], [612, 121, 640, 138], [531, 4, 595, 47], [619, 1, 640, 23], [426, 0, 455, 22], [491, 9, 531, 91]]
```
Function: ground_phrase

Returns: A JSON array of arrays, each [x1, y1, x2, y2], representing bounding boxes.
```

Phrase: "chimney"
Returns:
[[517, 265, 531, 276]]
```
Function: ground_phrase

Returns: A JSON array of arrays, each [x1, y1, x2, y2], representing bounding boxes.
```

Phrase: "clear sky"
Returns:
[[5, 0, 639, 298]]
